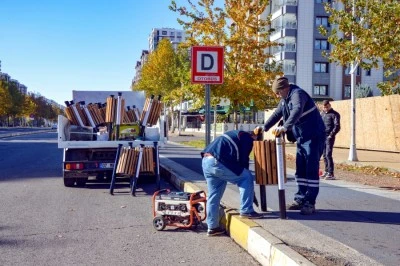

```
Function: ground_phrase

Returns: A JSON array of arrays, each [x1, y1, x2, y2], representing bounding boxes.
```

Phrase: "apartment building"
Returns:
[[263, 0, 383, 100], [133, 28, 187, 87], [132, 50, 149, 86], [1, 74, 27, 95], [148, 27, 186, 53]]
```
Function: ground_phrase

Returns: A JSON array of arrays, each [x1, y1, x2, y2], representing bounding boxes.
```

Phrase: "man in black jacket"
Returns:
[[320, 100, 341, 180]]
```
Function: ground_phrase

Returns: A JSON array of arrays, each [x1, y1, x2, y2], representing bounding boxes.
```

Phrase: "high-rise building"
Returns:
[[132, 50, 149, 86], [133, 28, 187, 87], [148, 27, 187, 53], [262, 0, 383, 100]]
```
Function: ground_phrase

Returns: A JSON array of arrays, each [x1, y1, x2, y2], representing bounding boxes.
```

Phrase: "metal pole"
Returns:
[[205, 84, 211, 146], [348, 0, 358, 161], [212, 105, 217, 141], [275, 135, 286, 219], [179, 82, 183, 136]]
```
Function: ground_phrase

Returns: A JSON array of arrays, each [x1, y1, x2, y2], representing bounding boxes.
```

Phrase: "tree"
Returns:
[[170, 0, 282, 127], [3, 81, 24, 126], [134, 39, 179, 98], [133, 39, 184, 131], [320, 0, 400, 95]]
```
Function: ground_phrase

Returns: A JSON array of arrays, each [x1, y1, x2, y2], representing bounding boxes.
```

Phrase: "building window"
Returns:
[[316, 0, 331, 3], [162, 31, 167, 35], [315, 39, 329, 50], [314, 62, 329, 73], [314, 85, 328, 96], [283, 60, 296, 75], [366, 69, 371, 76], [344, 85, 351, 98], [316, 16, 329, 27]]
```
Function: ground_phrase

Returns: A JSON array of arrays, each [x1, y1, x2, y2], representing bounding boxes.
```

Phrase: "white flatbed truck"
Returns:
[[57, 90, 166, 187]]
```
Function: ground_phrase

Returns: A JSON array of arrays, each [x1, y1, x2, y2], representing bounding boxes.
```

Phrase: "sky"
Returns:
[[0, 0, 184, 106]]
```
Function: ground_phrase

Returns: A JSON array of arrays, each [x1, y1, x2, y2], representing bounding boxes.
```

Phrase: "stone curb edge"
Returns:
[[159, 163, 315, 266]]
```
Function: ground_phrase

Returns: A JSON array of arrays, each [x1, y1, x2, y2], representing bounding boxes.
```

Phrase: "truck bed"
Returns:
[[57, 115, 166, 149]]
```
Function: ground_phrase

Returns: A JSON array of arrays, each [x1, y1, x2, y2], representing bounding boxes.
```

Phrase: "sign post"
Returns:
[[191, 46, 224, 146]]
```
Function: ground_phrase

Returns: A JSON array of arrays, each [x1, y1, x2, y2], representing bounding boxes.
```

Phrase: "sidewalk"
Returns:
[[168, 131, 400, 173], [160, 131, 400, 266]]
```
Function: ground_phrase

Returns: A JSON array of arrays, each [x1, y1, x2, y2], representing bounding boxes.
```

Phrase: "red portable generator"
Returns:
[[152, 189, 207, 231]]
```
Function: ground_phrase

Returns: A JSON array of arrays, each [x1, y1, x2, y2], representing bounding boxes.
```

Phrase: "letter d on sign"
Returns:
[[201, 54, 214, 70], [197, 51, 218, 73]]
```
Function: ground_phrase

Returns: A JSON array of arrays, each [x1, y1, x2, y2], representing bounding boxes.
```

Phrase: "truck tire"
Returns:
[[76, 178, 88, 187], [64, 178, 75, 187], [96, 172, 105, 181], [105, 171, 113, 181]]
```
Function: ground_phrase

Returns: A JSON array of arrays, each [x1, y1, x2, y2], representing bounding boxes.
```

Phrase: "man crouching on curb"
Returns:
[[201, 127, 263, 237]]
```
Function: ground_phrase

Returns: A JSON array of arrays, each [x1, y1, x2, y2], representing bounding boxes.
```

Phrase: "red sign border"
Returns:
[[191, 46, 224, 84]]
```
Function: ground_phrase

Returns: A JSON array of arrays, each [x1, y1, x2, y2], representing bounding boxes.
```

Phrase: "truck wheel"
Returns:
[[153, 216, 166, 231], [96, 172, 105, 181], [76, 178, 88, 187], [64, 178, 75, 187], [105, 171, 113, 181]]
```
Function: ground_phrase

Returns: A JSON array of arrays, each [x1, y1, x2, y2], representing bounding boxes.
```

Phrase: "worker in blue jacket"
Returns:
[[263, 77, 325, 215], [201, 128, 263, 236]]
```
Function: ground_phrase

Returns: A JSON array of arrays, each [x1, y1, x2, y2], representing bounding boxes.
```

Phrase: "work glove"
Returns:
[[253, 126, 263, 135], [272, 126, 287, 137]]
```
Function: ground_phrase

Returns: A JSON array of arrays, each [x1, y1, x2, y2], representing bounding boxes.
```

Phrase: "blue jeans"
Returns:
[[202, 157, 255, 230], [294, 135, 325, 205]]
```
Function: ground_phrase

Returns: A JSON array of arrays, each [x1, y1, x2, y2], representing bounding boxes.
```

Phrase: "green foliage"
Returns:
[[0, 79, 61, 125], [169, 0, 282, 112], [321, 0, 400, 95], [0, 80, 12, 116]]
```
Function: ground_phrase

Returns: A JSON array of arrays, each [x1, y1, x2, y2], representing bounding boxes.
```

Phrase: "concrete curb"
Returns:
[[159, 162, 315, 266]]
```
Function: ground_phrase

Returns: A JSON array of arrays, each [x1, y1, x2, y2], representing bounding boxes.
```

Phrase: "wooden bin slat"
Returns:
[[260, 141, 267, 185], [254, 139, 286, 185], [270, 140, 278, 184]]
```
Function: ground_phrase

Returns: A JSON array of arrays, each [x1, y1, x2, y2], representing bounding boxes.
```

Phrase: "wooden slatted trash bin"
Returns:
[[253, 139, 287, 210]]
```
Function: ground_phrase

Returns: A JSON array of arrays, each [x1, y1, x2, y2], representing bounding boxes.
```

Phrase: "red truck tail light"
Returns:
[[65, 163, 84, 170]]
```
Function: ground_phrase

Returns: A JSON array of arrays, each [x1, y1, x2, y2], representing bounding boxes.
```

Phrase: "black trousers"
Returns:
[[322, 136, 335, 174]]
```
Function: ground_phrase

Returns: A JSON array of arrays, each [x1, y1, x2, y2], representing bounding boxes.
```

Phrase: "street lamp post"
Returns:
[[348, 0, 358, 161]]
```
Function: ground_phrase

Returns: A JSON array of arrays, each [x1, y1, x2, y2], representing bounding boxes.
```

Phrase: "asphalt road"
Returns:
[[0, 131, 260, 266]]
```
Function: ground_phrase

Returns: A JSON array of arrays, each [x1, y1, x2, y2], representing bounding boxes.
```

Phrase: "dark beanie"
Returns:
[[271, 77, 289, 93]]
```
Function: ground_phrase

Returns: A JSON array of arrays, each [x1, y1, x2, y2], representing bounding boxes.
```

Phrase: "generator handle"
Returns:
[[194, 190, 206, 197]]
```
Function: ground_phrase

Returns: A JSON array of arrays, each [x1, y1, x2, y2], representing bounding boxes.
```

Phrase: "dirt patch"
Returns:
[[291, 246, 353, 266]]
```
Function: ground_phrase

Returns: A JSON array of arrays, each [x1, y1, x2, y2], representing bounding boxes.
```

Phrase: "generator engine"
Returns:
[[152, 189, 207, 231]]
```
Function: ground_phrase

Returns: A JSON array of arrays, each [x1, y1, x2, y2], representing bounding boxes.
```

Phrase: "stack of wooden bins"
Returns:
[[116, 147, 154, 176], [253, 140, 287, 185]]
